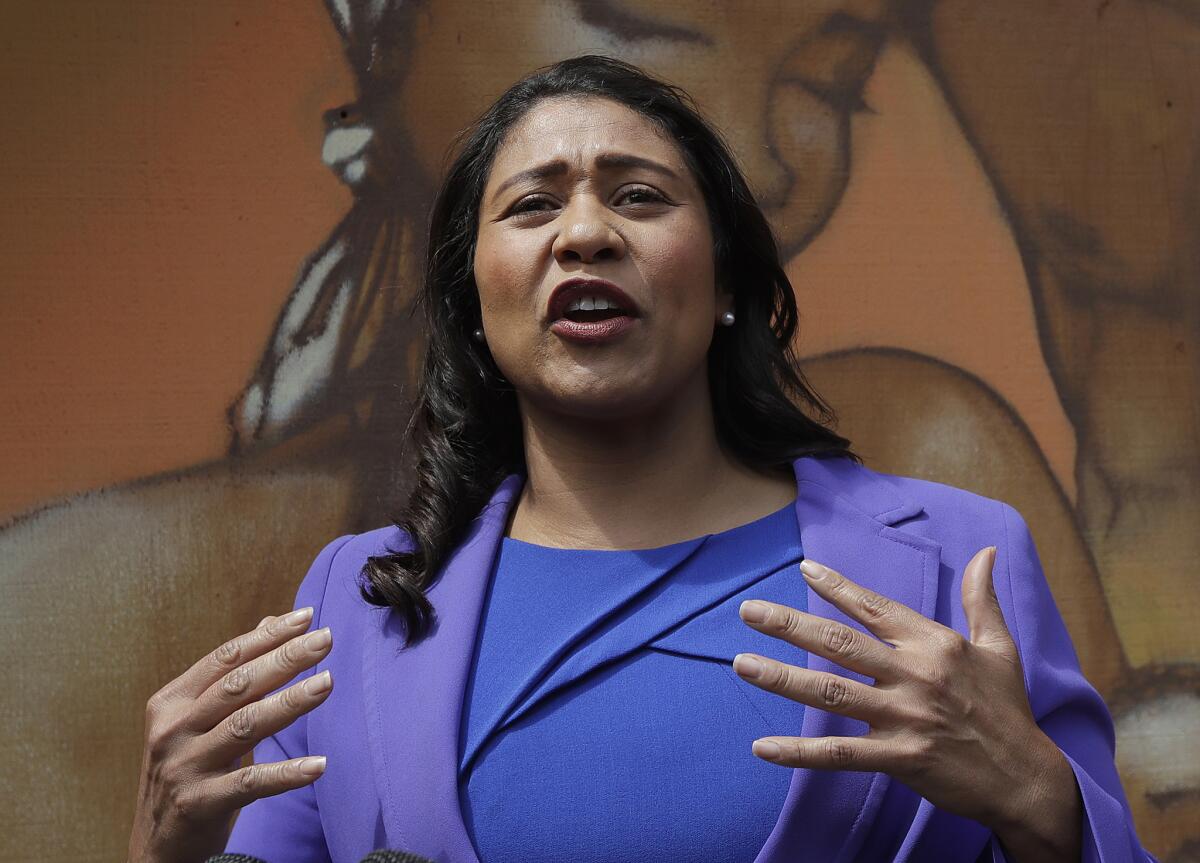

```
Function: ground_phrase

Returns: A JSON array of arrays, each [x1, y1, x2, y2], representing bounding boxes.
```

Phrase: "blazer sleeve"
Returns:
[[222, 533, 356, 863], [988, 503, 1156, 863]]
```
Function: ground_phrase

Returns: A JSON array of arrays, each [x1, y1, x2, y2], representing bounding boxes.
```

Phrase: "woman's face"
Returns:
[[473, 95, 729, 421]]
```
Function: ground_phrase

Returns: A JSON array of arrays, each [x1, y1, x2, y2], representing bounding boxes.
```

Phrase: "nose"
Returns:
[[551, 198, 626, 265]]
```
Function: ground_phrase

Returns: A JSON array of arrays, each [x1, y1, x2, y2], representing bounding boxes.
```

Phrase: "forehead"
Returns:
[[487, 96, 689, 180]]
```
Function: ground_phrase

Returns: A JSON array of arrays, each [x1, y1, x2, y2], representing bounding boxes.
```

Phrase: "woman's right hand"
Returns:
[[127, 607, 334, 863]]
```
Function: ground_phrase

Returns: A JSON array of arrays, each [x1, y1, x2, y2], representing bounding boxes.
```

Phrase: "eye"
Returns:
[[508, 195, 558, 217], [615, 186, 666, 206]]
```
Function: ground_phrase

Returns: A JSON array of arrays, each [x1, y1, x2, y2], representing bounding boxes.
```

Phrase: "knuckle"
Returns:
[[235, 764, 260, 796], [277, 680, 306, 713], [226, 704, 257, 742], [279, 638, 304, 668], [221, 664, 252, 698], [856, 590, 892, 620], [212, 638, 242, 669], [771, 662, 795, 691], [168, 782, 203, 822], [775, 609, 802, 639], [819, 675, 850, 708], [826, 738, 855, 767], [145, 688, 171, 723], [935, 630, 970, 660], [820, 622, 857, 657]]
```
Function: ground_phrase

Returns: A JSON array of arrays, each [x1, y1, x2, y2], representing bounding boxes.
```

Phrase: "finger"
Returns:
[[189, 625, 333, 732], [198, 755, 328, 816], [799, 560, 929, 644], [750, 734, 895, 773], [164, 607, 315, 702], [960, 546, 1016, 652], [733, 654, 891, 724], [198, 670, 334, 768], [738, 600, 902, 681]]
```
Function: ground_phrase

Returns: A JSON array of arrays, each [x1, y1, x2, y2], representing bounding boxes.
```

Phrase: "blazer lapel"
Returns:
[[753, 456, 940, 863], [366, 473, 523, 863]]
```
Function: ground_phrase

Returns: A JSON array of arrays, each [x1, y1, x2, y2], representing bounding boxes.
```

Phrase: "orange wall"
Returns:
[[0, 1, 351, 522]]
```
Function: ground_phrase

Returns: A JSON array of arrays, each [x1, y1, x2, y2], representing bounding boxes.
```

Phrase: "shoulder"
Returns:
[[325, 524, 415, 569], [296, 525, 415, 615], [797, 454, 1017, 536], [880, 468, 1018, 530]]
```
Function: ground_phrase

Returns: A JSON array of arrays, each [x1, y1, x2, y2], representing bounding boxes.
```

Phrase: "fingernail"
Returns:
[[734, 653, 764, 679], [304, 627, 332, 650], [740, 600, 769, 624], [753, 740, 781, 759], [284, 607, 314, 626], [799, 560, 825, 580], [299, 756, 327, 776], [304, 670, 332, 695]]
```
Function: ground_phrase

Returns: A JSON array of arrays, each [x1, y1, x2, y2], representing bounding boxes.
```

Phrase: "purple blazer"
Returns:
[[226, 454, 1154, 862]]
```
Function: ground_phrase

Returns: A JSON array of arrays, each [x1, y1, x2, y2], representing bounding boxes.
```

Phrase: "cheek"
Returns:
[[642, 224, 718, 318], [474, 233, 536, 312]]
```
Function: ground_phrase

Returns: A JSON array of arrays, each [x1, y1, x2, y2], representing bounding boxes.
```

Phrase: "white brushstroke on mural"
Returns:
[[323, 126, 374, 187], [329, 0, 352, 36], [267, 279, 353, 428], [273, 240, 346, 355], [1116, 692, 1200, 793], [239, 381, 264, 431], [322, 126, 373, 166]]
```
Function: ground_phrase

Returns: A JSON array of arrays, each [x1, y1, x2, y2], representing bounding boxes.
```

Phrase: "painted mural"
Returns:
[[1, 1, 1196, 859]]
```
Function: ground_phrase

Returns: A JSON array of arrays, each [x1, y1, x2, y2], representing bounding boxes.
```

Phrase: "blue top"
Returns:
[[458, 500, 807, 863]]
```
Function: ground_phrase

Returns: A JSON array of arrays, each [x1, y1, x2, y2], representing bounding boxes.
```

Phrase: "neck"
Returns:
[[508, 372, 795, 549]]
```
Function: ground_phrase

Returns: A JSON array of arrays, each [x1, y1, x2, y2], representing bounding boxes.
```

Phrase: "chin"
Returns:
[[528, 380, 666, 421]]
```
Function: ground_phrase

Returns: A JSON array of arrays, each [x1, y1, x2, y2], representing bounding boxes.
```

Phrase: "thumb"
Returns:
[[961, 546, 1014, 652]]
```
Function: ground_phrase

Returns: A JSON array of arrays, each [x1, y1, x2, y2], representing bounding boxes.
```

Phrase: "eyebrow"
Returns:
[[489, 153, 683, 204]]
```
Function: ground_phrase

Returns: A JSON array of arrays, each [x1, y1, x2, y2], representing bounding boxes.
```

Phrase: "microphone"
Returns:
[[206, 851, 434, 863]]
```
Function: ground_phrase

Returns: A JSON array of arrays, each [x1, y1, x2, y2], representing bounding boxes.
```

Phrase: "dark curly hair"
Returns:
[[360, 54, 856, 646]]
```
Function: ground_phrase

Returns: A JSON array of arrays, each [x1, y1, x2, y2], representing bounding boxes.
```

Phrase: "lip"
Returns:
[[545, 277, 642, 326], [550, 314, 639, 345]]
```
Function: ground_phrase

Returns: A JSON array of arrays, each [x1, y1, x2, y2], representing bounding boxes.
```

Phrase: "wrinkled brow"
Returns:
[[489, 153, 682, 204]]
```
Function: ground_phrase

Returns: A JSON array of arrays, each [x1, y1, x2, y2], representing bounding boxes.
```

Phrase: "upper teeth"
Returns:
[[565, 296, 621, 312]]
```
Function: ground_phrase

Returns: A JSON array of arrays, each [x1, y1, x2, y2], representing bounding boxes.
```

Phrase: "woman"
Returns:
[[128, 56, 1151, 863]]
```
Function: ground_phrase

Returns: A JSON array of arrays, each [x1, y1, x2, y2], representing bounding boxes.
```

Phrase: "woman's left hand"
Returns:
[[733, 547, 1082, 860]]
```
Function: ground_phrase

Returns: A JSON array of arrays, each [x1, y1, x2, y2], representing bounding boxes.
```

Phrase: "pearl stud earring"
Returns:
[[720, 311, 736, 326], [472, 328, 485, 342]]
